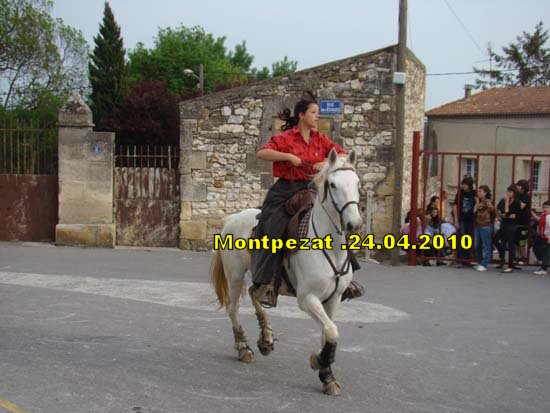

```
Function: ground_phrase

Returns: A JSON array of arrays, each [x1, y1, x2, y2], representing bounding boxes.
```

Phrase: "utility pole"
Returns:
[[390, 0, 407, 266]]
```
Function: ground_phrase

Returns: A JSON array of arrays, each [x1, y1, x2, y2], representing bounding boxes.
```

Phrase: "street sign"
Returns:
[[91, 145, 103, 153], [319, 100, 342, 115]]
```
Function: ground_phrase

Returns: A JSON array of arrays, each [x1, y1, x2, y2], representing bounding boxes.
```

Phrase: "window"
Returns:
[[533, 161, 540, 191], [461, 158, 476, 181], [523, 160, 541, 192]]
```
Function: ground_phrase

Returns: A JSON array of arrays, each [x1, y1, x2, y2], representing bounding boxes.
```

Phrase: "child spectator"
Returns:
[[533, 201, 550, 275], [494, 185, 522, 273], [473, 185, 495, 272], [453, 176, 476, 267]]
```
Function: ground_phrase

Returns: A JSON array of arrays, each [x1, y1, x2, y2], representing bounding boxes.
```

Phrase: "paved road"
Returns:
[[0, 242, 549, 413]]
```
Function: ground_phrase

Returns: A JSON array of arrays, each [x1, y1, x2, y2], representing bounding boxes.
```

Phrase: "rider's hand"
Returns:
[[286, 154, 302, 167], [313, 161, 326, 172]]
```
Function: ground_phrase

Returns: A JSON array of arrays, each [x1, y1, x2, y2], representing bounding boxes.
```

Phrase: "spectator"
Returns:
[[427, 196, 440, 215], [473, 185, 495, 272], [531, 208, 545, 264], [533, 201, 550, 275], [494, 185, 522, 273], [453, 176, 476, 267], [515, 179, 531, 264]]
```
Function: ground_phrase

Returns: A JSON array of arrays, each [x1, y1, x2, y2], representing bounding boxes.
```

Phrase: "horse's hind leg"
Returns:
[[248, 284, 274, 356], [226, 264, 254, 363], [299, 294, 341, 396]]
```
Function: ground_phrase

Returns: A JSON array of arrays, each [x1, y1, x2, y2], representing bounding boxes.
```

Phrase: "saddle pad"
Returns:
[[297, 209, 312, 239]]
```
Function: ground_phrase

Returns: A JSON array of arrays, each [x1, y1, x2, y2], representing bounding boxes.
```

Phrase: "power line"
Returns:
[[443, 0, 485, 56], [427, 66, 543, 77]]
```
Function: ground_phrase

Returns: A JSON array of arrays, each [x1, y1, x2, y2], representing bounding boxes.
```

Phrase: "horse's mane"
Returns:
[[313, 155, 356, 184]]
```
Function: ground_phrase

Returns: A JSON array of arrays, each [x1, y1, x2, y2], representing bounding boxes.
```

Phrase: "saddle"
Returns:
[[251, 188, 364, 307]]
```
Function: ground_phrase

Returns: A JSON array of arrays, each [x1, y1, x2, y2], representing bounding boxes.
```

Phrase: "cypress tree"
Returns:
[[89, 2, 127, 128]]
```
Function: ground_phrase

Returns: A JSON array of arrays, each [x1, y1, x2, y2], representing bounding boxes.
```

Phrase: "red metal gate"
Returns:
[[0, 118, 58, 242], [409, 132, 550, 266], [114, 145, 180, 247]]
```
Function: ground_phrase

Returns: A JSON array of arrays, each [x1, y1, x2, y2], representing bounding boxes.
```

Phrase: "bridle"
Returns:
[[310, 166, 360, 304]]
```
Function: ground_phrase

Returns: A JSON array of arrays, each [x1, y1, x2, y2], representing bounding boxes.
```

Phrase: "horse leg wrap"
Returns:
[[318, 341, 337, 368], [233, 325, 251, 351], [319, 366, 336, 385], [255, 313, 274, 356]]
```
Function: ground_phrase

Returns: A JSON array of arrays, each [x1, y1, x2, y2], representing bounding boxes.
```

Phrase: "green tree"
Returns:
[[0, 0, 88, 111], [228, 41, 254, 73], [89, 1, 127, 129], [474, 21, 550, 89], [271, 56, 298, 78], [250, 66, 270, 81], [128, 25, 251, 96]]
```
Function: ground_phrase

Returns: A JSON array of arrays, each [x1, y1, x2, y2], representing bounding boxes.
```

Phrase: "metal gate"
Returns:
[[408, 132, 550, 266], [114, 145, 180, 247], [0, 118, 58, 242]]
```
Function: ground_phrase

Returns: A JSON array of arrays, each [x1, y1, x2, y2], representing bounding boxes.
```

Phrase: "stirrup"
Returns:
[[256, 285, 277, 308], [341, 280, 365, 302]]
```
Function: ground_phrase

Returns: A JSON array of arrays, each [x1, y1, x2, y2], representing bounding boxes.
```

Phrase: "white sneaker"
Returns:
[[475, 265, 487, 272], [533, 269, 547, 276]]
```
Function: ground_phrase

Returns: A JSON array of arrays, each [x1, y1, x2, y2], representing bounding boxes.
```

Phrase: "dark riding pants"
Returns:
[[250, 179, 311, 285]]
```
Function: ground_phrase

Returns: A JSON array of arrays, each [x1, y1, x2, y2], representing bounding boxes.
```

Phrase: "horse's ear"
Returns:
[[328, 148, 338, 166], [349, 149, 357, 166]]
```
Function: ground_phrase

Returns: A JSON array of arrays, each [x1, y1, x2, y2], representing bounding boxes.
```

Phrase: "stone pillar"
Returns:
[[55, 94, 116, 247], [179, 118, 208, 250]]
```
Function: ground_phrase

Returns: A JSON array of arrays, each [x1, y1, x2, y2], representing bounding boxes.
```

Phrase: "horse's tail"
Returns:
[[211, 249, 229, 310]]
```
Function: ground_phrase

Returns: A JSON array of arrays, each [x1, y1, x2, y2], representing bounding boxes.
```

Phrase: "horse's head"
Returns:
[[316, 148, 363, 235]]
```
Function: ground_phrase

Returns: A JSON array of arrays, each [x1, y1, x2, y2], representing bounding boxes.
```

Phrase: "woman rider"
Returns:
[[250, 92, 362, 306]]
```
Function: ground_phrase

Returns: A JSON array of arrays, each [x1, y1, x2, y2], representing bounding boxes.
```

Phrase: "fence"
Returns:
[[115, 144, 179, 169], [0, 117, 58, 175], [408, 131, 550, 266]]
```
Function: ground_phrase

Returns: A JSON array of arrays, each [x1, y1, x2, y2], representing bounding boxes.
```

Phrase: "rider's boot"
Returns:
[[341, 252, 365, 301]]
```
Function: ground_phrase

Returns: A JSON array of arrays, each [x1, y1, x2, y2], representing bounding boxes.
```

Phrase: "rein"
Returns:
[[311, 166, 360, 304]]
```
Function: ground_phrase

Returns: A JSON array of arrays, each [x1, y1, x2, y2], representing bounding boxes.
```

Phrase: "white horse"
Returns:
[[211, 149, 362, 396]]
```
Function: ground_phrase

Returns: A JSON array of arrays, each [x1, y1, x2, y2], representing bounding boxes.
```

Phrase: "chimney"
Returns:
[[464, 84, 472, 99]]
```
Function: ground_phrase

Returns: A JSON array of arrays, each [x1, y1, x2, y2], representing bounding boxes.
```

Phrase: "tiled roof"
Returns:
[[426, 86, 550, 118]]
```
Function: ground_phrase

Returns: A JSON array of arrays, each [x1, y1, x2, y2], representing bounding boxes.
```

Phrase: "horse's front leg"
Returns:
[[299, 293, 341, 396], [248, 284, 274, 356]]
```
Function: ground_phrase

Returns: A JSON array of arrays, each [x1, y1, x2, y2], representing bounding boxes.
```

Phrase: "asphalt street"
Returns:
[[1, 242, 549, 413]]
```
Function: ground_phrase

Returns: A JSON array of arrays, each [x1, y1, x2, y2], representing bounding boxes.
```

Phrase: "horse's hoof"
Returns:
[[310, 351, 321, 371], [322, 381, 342, 396], [238, 348, 255, 363], [257, 340, 274, 356]]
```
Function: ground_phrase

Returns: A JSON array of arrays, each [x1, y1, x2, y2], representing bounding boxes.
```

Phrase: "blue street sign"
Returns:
[[320, 100, 342, 115], [91, 145, 103, 153]]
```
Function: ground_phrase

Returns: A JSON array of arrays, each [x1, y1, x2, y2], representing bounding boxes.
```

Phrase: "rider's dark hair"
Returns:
[[278, 91, 318, 131]]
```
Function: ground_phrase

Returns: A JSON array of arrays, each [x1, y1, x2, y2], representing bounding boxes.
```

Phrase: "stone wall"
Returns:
[[179, 46, 426, 251], [402, 53, 427, 220]]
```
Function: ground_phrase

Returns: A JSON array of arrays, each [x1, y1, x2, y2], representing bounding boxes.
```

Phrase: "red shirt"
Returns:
[[258, 126, 347, 180]]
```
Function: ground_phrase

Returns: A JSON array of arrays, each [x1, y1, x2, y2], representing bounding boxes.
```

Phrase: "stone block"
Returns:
[[190, 151, 207, 169], [180, 220, 207, 240], [180, 201, 192, 220], [261, 173, 273, 189], [55, 224, 115, 247], [181, 182, 207, 202]]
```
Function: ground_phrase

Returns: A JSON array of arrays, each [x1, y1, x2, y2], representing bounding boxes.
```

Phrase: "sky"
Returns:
[[52, 0, 550, 110]]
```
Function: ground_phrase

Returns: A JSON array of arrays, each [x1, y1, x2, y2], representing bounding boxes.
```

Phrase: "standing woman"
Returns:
[[251, 93, 361, 306], [473, 185, 495, 272], [495, 185, 522, 273]]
